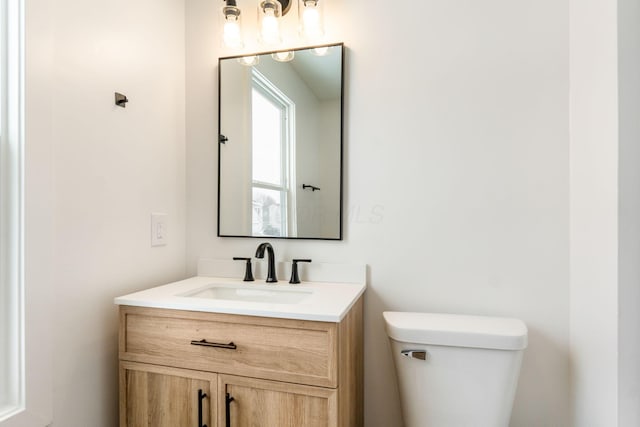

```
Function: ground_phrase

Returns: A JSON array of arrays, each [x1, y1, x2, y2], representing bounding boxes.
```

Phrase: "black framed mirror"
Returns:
[[218, 43, 343, 239]]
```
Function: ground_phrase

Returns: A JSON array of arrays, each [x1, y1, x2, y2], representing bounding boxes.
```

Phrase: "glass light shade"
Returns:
[[258, 0, 282, 46], [298, 0, 324, 41], [223, 16, 243, 48], [222, 2, 243, 48], [271, 50, 295, 62]]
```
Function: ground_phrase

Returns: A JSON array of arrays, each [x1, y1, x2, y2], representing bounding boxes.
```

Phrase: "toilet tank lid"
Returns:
[[383, 311, 528, 350]]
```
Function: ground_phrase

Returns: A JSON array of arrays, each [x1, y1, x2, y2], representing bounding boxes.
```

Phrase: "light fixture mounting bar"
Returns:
[[277, 0, 291, 15]]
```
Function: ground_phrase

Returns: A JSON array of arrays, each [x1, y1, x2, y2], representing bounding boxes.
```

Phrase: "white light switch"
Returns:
[[151, 213, 168, 246]]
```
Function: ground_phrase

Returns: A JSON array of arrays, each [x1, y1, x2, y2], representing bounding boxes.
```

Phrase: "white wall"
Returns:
[[17, 0, 55, 424], [186, 1, 570, 425], [617, 0, 640, 422], [569, 0, 640, 424], [568, 0, 619, 422], [29, 0, 188, 425]]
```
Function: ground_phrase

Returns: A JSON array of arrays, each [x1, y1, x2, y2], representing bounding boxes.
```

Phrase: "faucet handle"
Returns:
[[233, 257, 254, 282], [290, 259, 312, 284]]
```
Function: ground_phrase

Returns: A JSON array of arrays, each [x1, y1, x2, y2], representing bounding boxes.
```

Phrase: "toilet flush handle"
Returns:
[[401, 349, 428, 360]]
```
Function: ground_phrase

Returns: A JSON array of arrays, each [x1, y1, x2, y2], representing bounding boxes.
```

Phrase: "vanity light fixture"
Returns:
[[222, 0, 244, 48], [221, 0, 326, 48], [271, 50, 295, 62]]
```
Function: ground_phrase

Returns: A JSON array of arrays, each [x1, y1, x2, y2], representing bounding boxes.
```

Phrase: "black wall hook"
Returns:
[[115, 92, 129, 108], [302, 184, 320, 192]]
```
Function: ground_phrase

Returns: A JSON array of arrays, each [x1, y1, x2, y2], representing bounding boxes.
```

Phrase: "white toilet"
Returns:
[[383, 311, 528, 427]]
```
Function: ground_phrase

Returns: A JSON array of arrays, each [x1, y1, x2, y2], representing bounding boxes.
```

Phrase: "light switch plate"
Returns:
[[151, 213, 168, 246]]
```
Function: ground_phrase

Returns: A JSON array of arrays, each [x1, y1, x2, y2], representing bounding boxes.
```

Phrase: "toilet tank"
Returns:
[[383, 312, 528, 427]]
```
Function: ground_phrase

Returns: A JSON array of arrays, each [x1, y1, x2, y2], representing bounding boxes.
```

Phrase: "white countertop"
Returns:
[[114, 276, 366, 322]]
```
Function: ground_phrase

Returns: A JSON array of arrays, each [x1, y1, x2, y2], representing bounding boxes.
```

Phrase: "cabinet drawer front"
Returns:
[[120, 307, 338, 387]]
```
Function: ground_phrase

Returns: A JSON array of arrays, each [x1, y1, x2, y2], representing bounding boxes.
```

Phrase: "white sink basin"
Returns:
[[114, 271, 366, 322], [181, 284, 313, 304]]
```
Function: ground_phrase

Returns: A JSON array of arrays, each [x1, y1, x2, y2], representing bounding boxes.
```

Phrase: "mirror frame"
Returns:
[[217, 43, 345, 240]]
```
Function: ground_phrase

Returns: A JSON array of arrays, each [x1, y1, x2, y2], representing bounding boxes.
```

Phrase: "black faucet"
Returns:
[[255, 242, 277, 283], [290, 259, 312, 284], [232, 257, 254, 281]]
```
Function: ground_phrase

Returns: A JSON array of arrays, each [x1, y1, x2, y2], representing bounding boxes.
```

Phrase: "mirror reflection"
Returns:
[[218, 43, 343, 239]]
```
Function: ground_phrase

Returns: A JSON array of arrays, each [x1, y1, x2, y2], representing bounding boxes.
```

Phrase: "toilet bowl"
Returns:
[[383, 311, 528, 427]]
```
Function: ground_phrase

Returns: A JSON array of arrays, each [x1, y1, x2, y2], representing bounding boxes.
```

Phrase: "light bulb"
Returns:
[[223, 16, 242, 48], [300, 0, 324, 40], [222, 1, 243, 49], [260, 7, 281, 45]]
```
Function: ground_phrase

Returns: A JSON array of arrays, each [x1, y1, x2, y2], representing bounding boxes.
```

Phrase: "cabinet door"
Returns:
[[120, 361, 217, 427], [218, 374, 337, 427]]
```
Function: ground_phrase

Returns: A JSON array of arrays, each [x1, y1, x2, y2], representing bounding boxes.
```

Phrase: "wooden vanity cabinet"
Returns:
[[118, 297, 363, 427]]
